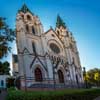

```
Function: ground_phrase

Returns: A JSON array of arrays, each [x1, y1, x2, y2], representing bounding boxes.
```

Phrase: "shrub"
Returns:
[[6, 88, 100, 100]]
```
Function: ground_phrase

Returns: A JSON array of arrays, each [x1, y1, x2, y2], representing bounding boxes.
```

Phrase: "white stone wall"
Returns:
[[16, 9, 84, 88]]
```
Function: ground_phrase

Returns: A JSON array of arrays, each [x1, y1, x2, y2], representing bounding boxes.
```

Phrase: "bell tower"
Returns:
[[17, 4, 44, 36], [16, 4, 45, 88], [55, 15, 83, 85], [16, 4, 44, 55], [56, 15, 67, 37]]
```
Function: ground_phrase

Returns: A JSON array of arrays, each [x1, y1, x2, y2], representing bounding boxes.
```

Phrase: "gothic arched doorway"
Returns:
[[58, 70, 64, 83], [35, 68, 43, 82]]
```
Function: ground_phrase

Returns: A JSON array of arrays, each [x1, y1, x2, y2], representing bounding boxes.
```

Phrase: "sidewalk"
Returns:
[[94, 96, 100, 100], [0, 90, 7, 100]]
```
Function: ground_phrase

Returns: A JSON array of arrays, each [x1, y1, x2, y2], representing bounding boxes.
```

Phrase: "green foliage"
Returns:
[[0, 61, 10, 75], [84, 68, 100, 86], [6, 88, 100, 100], [0, 17, 15, 59], [7, 87, 16, 91]]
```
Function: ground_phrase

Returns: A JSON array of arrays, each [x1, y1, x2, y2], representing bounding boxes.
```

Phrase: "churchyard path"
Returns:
[[0, 90, 7, 100], [94, 96, 100, 100]]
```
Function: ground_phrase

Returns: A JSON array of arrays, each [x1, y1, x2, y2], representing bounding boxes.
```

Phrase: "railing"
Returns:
[[15, 76, 85, 90]]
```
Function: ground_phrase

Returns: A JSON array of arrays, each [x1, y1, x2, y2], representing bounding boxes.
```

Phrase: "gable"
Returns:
[[30, 56, 47, 72], [43, 29, 65, 56], [44, 29, 64, 49]]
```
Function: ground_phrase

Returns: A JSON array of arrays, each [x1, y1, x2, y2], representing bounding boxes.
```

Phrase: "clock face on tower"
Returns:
[[49, 43, 60, 54]]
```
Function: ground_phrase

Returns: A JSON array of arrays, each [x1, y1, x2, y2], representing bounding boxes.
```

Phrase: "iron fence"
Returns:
[[15, 76, 85, 90]]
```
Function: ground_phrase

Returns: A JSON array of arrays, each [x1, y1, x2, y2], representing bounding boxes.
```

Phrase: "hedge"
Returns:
[[6, 88, 100, 100]]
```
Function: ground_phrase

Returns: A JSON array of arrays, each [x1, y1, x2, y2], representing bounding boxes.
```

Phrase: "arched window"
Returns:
[[21, 15, 24, 19], [32, 42, 36, 54], [26, 24, 29, 32], [49, 43, 60, 54], [57, 30, 60, 35], [58, 70, 64, 83], [32, 26, 35, 35], [35, 68, 43, 82], [27, 15, 31, 20], [1, 80, 4, 86]]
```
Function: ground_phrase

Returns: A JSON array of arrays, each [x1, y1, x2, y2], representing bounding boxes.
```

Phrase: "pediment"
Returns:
[[44, 28, 64, 47], [30, 56, 47, 71], [23, 48, 30, 54]]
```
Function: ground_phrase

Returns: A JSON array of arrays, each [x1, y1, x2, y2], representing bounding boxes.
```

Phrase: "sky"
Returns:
[[0, 0, 100, 71]]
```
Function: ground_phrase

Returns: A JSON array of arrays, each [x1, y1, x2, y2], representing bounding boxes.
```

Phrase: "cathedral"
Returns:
[[15, 4, 84, 90]]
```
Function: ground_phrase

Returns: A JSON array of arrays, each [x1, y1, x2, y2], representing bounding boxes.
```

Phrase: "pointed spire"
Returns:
[[18, 3, 33, 15], [56, 15, 66, 29]]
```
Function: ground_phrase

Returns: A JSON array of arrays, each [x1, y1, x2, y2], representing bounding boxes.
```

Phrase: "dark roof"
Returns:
[[12, 55, 18, 63], [18, 4, 34, 15], [43, 28, 64, 44], [56, 15, 66, 29]]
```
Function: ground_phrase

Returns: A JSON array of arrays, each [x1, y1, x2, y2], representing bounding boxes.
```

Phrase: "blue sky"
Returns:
[[0, 0, 100, 71]]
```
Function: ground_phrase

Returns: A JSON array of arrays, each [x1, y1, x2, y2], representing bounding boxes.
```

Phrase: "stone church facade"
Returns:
[[15, 4, 84, 89]]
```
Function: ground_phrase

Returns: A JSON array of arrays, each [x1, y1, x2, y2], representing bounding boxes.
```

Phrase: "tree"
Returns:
[[84, 68, 100, 87], [0, 17, 15, 59], [0, 61, 10, 75], [94, 71, 100, 86], [0, 17, 15, 75]]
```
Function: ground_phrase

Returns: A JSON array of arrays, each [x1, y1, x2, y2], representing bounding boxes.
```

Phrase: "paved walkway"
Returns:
[[0, 90, 7, 100], [94, 96, 100, 100]]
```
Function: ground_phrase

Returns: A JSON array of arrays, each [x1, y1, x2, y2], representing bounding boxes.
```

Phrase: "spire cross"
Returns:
[[20, 0, 28, 13]]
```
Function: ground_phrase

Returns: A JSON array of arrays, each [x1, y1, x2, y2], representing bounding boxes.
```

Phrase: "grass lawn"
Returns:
[[6, 87, 100, 100]]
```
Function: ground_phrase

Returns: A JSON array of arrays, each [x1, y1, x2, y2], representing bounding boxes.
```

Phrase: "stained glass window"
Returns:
[[49, 43, 60, 54]]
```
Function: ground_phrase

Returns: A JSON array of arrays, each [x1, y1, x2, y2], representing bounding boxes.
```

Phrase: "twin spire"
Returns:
[[18, 4, 66, 29], [18, 3, 33, 15], [56, 15, 66, 29]]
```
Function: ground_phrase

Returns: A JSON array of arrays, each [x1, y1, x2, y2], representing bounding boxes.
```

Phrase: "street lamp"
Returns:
[[83, 67, 87, 88]]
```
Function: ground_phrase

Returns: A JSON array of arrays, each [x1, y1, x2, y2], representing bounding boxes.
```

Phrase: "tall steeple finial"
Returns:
[[18, 3, 33, 15], [56, 15, 66, 29]]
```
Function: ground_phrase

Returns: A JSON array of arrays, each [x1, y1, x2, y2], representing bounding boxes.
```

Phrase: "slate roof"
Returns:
[[18, 4, 34, 15]]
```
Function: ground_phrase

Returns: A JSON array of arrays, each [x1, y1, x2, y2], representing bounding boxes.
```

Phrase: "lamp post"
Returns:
[[52, 57, 60, 90], [83, 67, 87, 88]]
